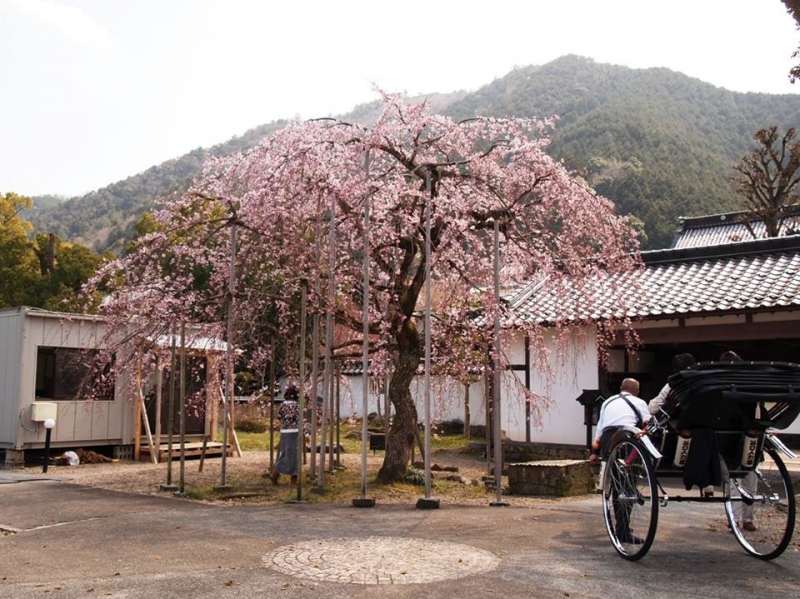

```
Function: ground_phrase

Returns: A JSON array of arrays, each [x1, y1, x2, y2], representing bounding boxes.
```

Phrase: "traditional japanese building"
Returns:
[[503, 210, 800, 447]]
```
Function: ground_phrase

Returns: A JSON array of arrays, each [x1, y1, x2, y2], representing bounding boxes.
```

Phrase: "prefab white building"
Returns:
[[0, 307, 230, 468], [0, 307, 135, 468]]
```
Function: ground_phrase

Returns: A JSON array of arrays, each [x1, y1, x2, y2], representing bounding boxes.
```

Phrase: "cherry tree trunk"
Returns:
[[376, 319, 421, 482]]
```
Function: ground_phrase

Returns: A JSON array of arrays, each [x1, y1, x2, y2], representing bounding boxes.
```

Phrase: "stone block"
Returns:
[[507, 459, 596, 497], [3, 449, 25, 469]]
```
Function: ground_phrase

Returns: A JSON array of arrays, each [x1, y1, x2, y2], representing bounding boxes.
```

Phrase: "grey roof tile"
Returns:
[[509, 236, 800, 325], [671, 208, 800, 249]]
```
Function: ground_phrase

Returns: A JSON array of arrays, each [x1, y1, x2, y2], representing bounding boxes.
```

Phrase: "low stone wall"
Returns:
[[507, 459, 596, 497], [504, 441, 588, 463], [467, 441, 589, 464]]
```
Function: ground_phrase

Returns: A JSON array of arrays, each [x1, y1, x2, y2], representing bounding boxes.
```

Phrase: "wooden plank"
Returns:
[[138, 441, 232, 461]]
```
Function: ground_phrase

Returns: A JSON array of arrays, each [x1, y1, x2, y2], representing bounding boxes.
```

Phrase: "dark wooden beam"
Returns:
[[617, 320, 800, 345]]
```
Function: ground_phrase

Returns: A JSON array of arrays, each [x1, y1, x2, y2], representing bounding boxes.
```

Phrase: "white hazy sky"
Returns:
[[1, 0, 799, 198]]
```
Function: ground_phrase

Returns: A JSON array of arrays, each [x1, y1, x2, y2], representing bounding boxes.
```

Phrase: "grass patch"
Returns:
[[429, 432, 478, 452], [236, 430, 278, 452], [182, 469, 488, 505], [185, 424, 489, 504]]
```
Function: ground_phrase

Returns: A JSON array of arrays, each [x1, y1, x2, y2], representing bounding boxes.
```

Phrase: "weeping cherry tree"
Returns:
[[87, 95, 639, 482]]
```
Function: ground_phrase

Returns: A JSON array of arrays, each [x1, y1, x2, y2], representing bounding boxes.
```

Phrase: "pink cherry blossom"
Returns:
[[84, 94, 639, 481]]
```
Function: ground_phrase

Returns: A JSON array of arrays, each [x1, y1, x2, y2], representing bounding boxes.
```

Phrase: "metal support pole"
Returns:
[[178, 322, 187, 495], [295, 281, 308, 502], [42, 420, 55, 473], [485, 357, 492, 475], [327, 369, 335, 471], [318, 193, 336, 490], [310, 312, 320, 479], [417, 169, 439, 509], [525, 335, 531, 443], [353, 151, 375, 507], [490, 216, 508, 506], [310, 205, 322, 480], [219, 221, 236, 488], [335, 362, 342, 468], [268, 340, 276, 470], [160, 328, 177, 491]]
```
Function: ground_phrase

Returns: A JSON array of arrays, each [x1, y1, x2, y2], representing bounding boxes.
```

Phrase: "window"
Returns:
[[35, 347, 115, 401]]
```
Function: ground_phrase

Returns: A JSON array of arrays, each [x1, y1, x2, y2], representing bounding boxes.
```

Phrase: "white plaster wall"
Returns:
[[500, 327, 598, 445], [337, 325, 599, 447], [337, 374, 477, 426]]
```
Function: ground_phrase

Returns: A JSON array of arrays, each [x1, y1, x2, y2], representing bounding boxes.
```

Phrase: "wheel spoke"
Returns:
[[725, 446, 795, 560], [602, 435, 658, 561]]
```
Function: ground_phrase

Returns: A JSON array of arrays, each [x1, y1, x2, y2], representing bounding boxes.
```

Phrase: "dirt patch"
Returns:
[[18, 448, 572, 506]]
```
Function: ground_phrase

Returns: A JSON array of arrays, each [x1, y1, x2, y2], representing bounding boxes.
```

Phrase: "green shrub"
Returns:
[[403, 469, 425, 486]]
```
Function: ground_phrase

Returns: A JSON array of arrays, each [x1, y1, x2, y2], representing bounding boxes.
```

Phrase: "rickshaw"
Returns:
[[601, 361, 800, 561]]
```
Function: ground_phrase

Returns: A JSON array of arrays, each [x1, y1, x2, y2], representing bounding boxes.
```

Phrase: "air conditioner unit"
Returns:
[[31, 402, 57, 422]]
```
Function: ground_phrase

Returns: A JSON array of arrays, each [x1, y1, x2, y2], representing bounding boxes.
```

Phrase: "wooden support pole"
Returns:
[[216, 380, 241, 457], [208, 356, 219, 442], [139, 392, 158, 464], [136, 366, 157, 464], [154, 357, 163, 451], [133, 384, 142, 462], [226, 408, 242, 457], [198, 436, 208, 472]]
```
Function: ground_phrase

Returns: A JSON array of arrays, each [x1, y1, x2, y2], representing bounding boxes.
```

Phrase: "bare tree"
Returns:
[[733, 126, 800, 238], [784, 0, 800, 83]]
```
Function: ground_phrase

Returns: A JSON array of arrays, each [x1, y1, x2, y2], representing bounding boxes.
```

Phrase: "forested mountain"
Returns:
[[24, 194, 67, 213], [441, 56, 800, 247], [31, 55, 800, 251]]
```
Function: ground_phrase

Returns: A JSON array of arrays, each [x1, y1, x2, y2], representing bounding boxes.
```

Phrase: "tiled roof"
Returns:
[[671, 209, 800, 249], [509, 236, 800, 325]]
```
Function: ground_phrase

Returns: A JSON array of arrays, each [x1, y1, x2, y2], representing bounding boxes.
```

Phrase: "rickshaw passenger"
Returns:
[[648, 353, 696, 416]]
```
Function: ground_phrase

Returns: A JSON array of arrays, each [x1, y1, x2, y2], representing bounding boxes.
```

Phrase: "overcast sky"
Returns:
[[1, 0, 799, 198]]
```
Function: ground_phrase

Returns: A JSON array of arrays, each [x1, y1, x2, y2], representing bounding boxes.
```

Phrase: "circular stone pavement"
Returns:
[[264, 536, 501, 585]]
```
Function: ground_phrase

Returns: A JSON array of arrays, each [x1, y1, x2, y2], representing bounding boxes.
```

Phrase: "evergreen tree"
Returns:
[[0, 192, 38, 308]]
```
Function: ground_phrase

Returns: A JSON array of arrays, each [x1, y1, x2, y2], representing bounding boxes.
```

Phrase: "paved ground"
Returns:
[[1, 469, 799, 599]]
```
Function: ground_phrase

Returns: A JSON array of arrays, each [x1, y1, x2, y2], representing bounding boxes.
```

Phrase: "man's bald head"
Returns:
[[620, 378, 640, 396]]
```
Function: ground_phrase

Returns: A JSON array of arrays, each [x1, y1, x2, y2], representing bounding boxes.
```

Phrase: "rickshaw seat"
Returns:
[[668, 361, 800, 432]]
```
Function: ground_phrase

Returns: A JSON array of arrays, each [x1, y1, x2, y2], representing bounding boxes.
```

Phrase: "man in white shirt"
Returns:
[[591, 378, 651, 460]]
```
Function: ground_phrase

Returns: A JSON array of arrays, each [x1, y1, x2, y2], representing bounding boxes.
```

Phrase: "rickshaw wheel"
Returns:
[[724, 445, 796, 560], [602, 432, 659, 561]]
